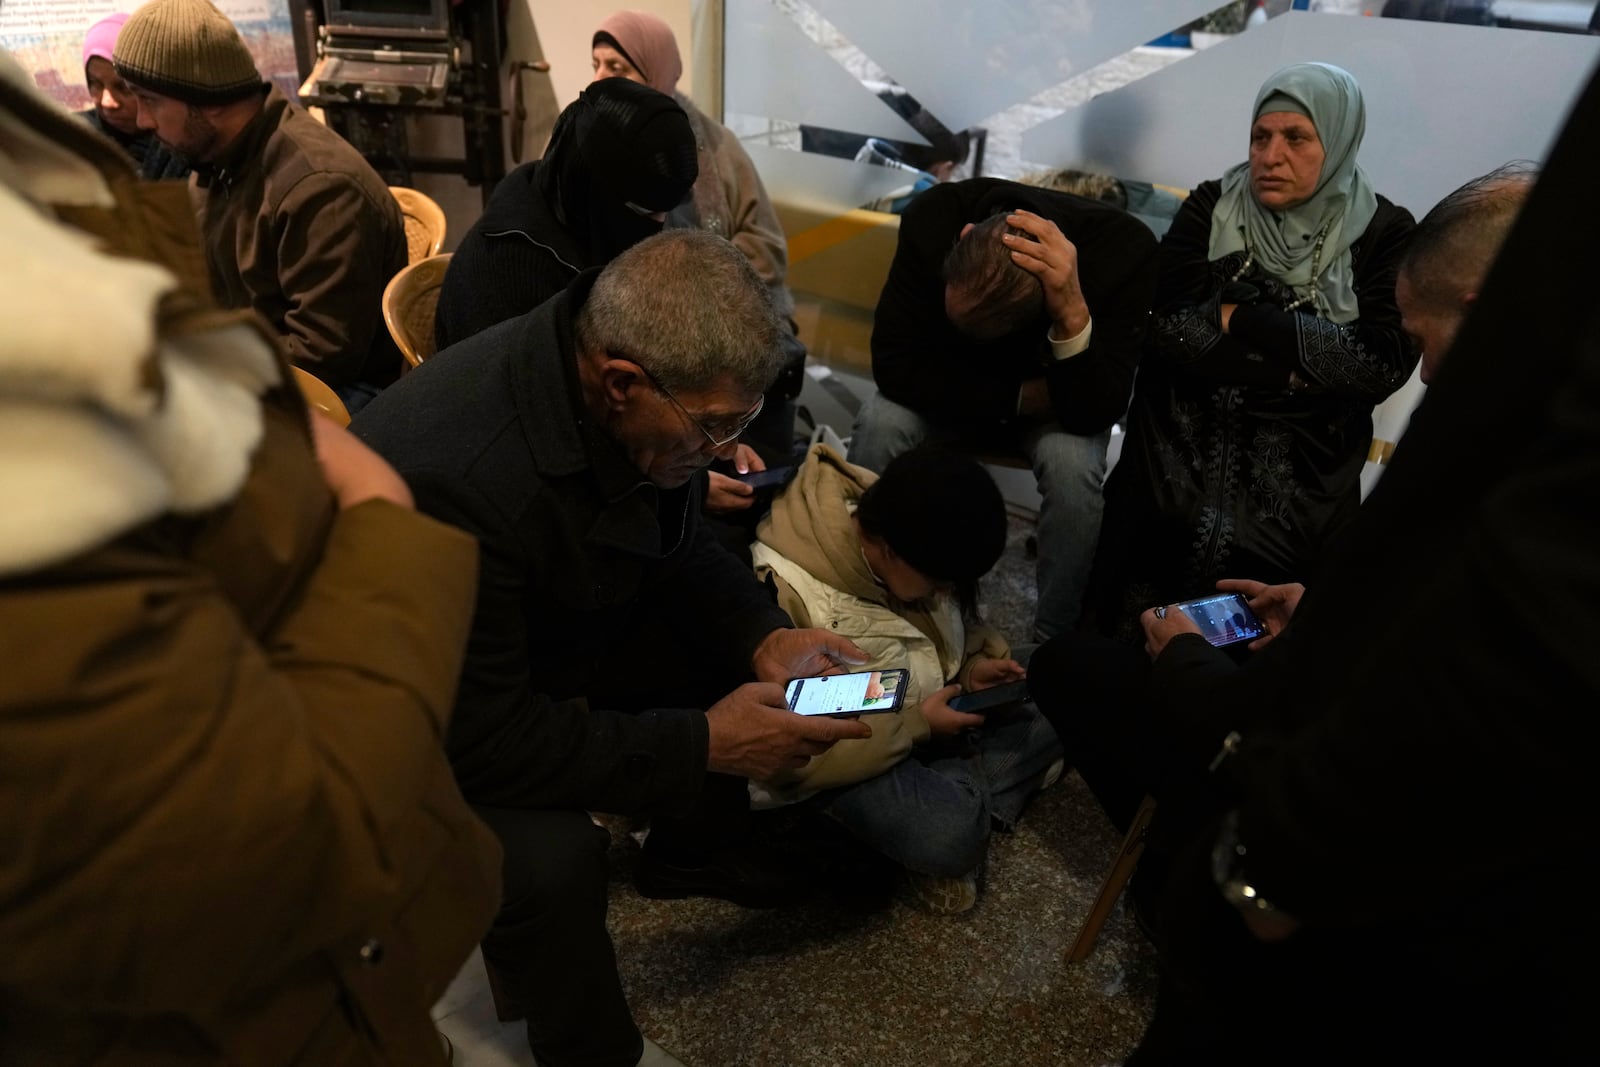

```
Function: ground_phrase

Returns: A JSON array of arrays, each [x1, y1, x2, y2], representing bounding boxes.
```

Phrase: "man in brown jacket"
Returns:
[[113, 0, 408, 406], [0, 46, 498, 1065]]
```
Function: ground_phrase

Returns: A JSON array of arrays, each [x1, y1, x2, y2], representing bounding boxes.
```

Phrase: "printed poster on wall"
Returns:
[[1, 0, 298, 112]]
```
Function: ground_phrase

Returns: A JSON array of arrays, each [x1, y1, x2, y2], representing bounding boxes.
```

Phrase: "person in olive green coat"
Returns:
[[0, 47, 499, 1066]]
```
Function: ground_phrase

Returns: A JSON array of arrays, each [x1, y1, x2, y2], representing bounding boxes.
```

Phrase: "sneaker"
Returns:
[[1040, 756, 1066, 791], [638, 1036, 687, 1067], [905, 869, 978, 915]]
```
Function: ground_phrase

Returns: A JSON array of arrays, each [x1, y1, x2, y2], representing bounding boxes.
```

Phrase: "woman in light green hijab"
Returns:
[[1079, 61, 1418, 644], [1209, 61, 1378, 323]]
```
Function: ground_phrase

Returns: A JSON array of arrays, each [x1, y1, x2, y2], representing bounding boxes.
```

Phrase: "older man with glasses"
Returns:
[[354, 230, 869, 1067]]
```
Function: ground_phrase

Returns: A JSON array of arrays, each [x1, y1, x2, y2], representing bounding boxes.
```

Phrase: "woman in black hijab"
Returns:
[[433, 77, 697, 350]]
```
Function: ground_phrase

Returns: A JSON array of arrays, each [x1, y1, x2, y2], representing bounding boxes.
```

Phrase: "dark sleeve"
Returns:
[[1225, 383, 1599, 927], [1228, 200, 1419, 403], [649, 513, 794, 676], [1044, 213, 1159, 433], [410, 470, 712, 815], [870, 189, 1026, 422], [273, 172, 399, 387]]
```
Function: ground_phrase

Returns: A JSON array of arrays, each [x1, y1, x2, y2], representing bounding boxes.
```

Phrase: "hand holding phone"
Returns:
[[1157, 592, 1266, 648], [730, 464, 797, 491], [704, 681, 872, 779], [947, 678, 1031, 714]]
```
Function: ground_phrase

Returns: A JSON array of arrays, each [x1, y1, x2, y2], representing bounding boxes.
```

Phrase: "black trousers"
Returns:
[[471, 805, 641, 1067], [472, 774, 754, 1067], [466, 593, 766, 1065]]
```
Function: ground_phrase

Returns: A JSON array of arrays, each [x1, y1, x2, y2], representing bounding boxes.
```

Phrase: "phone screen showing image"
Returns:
[[785, 668, 908, 716], [1173, 592, 1266, 648]]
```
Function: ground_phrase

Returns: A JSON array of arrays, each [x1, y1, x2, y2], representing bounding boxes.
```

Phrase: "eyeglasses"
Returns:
[[633, 361, 765, 448]]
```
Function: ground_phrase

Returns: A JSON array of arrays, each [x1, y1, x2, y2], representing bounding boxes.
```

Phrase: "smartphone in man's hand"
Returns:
[[785, 668, 908, 716]]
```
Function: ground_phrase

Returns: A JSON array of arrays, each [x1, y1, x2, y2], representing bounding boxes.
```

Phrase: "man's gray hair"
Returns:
[[576, 230, 788, 396], [1401, 161, 1539, 309]]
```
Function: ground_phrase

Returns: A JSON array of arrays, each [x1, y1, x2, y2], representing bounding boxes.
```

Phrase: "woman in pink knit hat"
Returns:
[[76, 11, 189, 180]]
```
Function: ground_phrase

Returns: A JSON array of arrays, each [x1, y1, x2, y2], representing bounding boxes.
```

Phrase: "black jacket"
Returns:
[[1082, 183, 1417, 640], [1129, 68, 1600, 1061], [432, 160, 590, 351], [355, 272, 792, 813], [870, 177, 1159, 430]]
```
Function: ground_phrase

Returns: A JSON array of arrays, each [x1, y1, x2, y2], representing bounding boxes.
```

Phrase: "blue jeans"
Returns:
[[849, 392, 1111, 641], [812, 702, 1061, 878]]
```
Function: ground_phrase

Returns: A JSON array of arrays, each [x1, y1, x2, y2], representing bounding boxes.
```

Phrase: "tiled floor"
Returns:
[[432, 369, 1159, 1067]]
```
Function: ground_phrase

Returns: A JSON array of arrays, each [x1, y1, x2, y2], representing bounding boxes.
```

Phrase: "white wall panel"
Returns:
[[723, 0, 928, 141], [745, 141, 929, 213], [807, 0, 1220, 131]]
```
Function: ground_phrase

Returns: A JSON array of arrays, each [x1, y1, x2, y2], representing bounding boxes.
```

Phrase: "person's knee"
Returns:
[[1030, 435, 1107, 489], [1030, 429, 1109, 497], [900, 799, 989, 877], [849, 393, 929, 472], [482, 808, 612, 922]]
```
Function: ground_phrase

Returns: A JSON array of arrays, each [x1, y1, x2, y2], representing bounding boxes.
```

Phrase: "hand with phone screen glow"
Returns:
[[1214, 579, 1305, 651], [705, 681, 871, 777], [1141, 602, 1203, 659], [705, 443, 766, 514], [751, 627, 869, 686]]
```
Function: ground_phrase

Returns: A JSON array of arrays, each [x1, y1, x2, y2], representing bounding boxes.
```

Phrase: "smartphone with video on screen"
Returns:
[[1167, 592, 1267, 648], [785, 668, 909, 717]]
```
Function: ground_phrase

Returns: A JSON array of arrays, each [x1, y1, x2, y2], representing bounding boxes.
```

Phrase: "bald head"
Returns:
[[1398, 162, 1538, 383]]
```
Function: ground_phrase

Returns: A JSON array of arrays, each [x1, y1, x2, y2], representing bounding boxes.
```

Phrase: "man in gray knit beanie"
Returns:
[[114, 0, 408, 401]]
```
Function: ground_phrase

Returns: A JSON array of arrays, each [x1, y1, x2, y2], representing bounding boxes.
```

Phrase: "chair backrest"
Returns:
[[389, 185, 446, 264], [383, 252, 452, 370], [292, 365, 350, 427]]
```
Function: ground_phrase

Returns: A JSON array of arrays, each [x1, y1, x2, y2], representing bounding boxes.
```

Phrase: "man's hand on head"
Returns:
[[750, 628, 869, 685], [704, 681, 872, 779], [1004, 210, 1090, 339]]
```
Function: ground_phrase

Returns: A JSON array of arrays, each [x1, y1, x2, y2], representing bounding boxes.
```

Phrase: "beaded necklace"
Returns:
[[1227, 223, 1332, 315]]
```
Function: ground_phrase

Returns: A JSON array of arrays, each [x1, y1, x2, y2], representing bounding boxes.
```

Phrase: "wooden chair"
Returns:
[[389, 185, 446, 264], [1066, 794, 1157, 963], [292, 365, 350, 427], [382, 253, 452, 371]]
